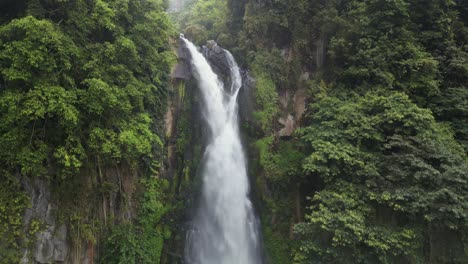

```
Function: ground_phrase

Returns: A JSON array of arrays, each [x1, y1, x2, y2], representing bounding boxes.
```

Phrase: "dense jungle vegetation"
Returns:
[[0, 0, 467, 263], [176, 0, 468, 263], [0, 0, 174, 263]]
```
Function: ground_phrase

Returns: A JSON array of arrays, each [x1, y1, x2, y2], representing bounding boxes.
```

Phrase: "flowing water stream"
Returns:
[[181, 37, 262, 264]]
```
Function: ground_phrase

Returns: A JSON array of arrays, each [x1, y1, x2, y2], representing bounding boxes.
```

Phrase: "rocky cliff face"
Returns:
[[18, 165, 139, 264], [20, 178, 68, 264], [15, 37, 307, 264], [163, 38, 265, 263]]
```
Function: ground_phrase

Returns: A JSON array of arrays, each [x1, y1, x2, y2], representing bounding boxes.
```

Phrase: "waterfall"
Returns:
[[181, 37, 262, 264]]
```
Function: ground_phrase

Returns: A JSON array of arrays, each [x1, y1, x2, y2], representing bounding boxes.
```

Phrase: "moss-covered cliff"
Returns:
[[1, 0, 467, 263], [0, 0, 175, 263], [173, 0, 468, 263]]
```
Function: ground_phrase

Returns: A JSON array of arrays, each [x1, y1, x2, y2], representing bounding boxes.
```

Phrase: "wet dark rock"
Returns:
[[238, 71, 257, 126], [33, 224, 68, 263], [202, 40, 230, 80], [171, 39, 192, 80], [20, 177, 69, 264], [176, 38, 259, 132], [172, 62, 192, 80]]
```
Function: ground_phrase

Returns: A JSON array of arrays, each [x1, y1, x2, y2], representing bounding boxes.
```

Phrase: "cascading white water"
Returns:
[[181, 37, 262, 264]]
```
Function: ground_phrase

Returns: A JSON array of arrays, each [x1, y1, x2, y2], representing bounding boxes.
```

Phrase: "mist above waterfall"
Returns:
[[168, 0, 194, 12]]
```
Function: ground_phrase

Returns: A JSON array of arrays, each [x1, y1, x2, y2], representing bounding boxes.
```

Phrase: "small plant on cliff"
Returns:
[[0, 174, 30, 263], [100, 176, 171, 264]]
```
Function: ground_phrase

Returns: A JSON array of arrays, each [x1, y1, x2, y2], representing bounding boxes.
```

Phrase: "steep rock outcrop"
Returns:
[[20, 178, 69, 264], [276, 82, 307, 138], [171, 44, 192, 81], [239, 70, 257, 126], [278, 114, 295, 138], [18, 164, 139, 264], [203, 40, 230, 80]]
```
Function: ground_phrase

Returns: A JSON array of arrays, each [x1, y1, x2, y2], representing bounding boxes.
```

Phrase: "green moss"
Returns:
[[100, 175, 171, 264], [28, 218, 44, 236], [263, 224, 293, 264], [0, 173, 30, 263], [252, 73, 278, 133], [255, 137, 305, 183]]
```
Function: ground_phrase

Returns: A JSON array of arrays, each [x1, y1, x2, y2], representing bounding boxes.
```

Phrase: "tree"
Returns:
[[296, 91, 468, 263]]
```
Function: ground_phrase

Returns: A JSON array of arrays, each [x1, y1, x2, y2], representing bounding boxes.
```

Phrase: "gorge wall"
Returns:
[[1, 0, 467, 263], [0, 0, 173, 263], [175, 0, 468, 263]]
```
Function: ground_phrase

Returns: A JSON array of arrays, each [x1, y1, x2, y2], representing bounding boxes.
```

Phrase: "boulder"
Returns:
[[202, 40, 230, 80]]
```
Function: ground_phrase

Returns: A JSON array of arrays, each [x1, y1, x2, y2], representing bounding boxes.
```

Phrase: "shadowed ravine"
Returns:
[[181, 37, 262, 264]]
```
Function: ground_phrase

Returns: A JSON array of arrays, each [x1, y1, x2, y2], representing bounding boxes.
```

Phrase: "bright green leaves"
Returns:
[[0, 0, 173, 262], [82, 78, 123, 115], [0, 84, 79, 129], [0, 173, 30, 263], [0, 16, 81, 177], [253, 74, 279, 132], [17, 141, 49, 177], [88, 114, 162, 163], [294, 182, 421, 264], [89, 128, 122, 159], [93, 0, 116, 31], [83, 77, 164, 162], [0, 0, 173, 178], [53, 136, 86, 175], [118, 113, 163, 160], [0, 16, 76, 85], [23, 85, 79, 126], [100, 177, 171, 264], [115, 36, 138, 65]]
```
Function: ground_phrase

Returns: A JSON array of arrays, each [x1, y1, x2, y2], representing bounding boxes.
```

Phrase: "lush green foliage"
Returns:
[[224, 0, 468, 263], [170, 0, 228, 45], [0, 174, 30, 262], [252, 76, 278, 132], [0, 0, 173, 176], [0, 0, 174, 261], [100, 177, 171, 264], [1, 0, 466, 263], [296, 90, 467, 263]]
